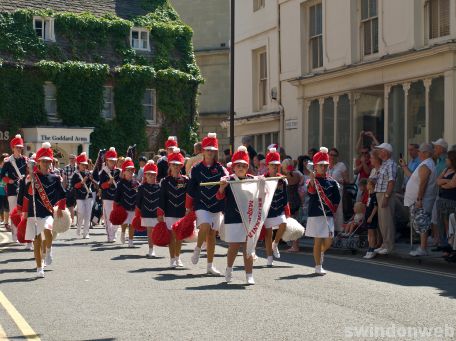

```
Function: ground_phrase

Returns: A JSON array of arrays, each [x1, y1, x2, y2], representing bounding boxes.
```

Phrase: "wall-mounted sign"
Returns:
[[39, 135, 89, 143], [285, 119, 298, 130], [0, 131, 10, 141]]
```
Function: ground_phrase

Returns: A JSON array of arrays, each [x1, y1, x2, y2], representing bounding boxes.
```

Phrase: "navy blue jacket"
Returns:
[[136, 183, 161, 218], [187, 161, 228, 213], [159, 175, 188, 218], [1, 155, 27, 196], [219, 174, 255, 224], [20, 172, 66, 218], [114, 178, 139, 211], [267, 174, 289, 218], [99, 167, 120, 201], [70, 170, 93, 200], [308, 176, 341, 217]]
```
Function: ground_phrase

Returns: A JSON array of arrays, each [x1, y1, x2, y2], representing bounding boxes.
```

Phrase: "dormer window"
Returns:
[[131, 28, 150, 51], [33, 16, 55, 42]]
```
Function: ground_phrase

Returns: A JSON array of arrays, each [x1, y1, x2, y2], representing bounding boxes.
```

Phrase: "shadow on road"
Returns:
[[0, 257, 35, 264], [186, 283, 248, 290]]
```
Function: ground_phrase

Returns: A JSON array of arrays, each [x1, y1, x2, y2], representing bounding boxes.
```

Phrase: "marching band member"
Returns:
[[99, 147, 121, 242], [264, 148, 290, 266], [71, 152, 93, 239], [158, 148, 188, 268], [21, 142, 66, 278], [217, 146, 255, 284], [187, 133, 227, 275], [157, 136, 178, 182], [136, 160, 160, 258], [1, 134, 26, 243], [305, 147, 341, 275], [114, 157, 138, 247]]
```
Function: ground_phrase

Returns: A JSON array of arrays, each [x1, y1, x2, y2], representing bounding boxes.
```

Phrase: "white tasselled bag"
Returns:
[[52, 207, 72, 234], [282, 217, 305, 242]]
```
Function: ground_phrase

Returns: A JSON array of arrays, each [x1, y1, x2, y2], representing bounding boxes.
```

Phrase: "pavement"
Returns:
[[1, 225, 456, 341]]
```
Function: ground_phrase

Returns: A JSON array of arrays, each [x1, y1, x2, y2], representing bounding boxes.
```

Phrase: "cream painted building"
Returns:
[[232, 0, 451, 166], [170, 0, 230, 153]]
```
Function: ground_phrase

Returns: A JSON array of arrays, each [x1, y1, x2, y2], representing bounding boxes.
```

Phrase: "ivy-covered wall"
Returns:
[[0, 0, 202, 155]]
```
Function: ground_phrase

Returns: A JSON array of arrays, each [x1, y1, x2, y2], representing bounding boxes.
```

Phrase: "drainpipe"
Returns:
[[277, 1, 284, 148]]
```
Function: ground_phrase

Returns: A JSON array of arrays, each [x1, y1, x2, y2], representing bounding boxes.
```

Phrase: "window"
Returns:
[[259, 51, 268, 109], [388, 85, 405, 159], [33, 16, 55, 42], [429, 77, 444, 141], [308, 99, 320, 150], [101, 86, 114, 119], [361, 0, 378, 56], [323, 98, 334, 148], [309, 3, 323, 69], [131, 28, 150, 51], [143, 89, 156, 124], [44, 82, 60, 123], [253, 0, 265, 12], [252, 132, 279, 155], [337, 95, 351, 165], [428, 0, 450, 39]]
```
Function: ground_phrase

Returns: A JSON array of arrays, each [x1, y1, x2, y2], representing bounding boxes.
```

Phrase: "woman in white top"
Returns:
[[328, 148, 348, 232], [401, 143, 437, 256]]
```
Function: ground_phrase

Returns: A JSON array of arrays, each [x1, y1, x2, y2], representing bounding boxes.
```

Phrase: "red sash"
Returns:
[[33, 173, 54, 214], [314, 178, 337, 215]]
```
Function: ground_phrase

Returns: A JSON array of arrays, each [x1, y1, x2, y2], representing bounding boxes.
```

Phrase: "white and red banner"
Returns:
[[230, 175, 279, 257]]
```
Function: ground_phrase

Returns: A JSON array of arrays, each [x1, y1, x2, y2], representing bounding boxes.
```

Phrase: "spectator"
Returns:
[[357, 178, 369, 205], [356, 130, 379, 153], [223, 149, 232, 165], [307, 148, 318, 158], [136, 156, 147, 183], [281, 158, 303, 252], [297, 155, 312, 176], [185, 142, 204, 176], [433, 138, 448, 176], [369, 149, 382, 178], [363, 178, 379, 259], [328, 148, 348, 232], [253, 154, 267, 175], [402, 143, 437, 256], [354, 147, 373, 181], [279, 147, 288, 162], [0, 154, 9, 230], [372, 143, 397, 255], [241, 136, 257, 162], [435, 150, 456, 250], [63, 154, 77, 225], [117, 156, 125, 169], [431, 138, 449, 247]]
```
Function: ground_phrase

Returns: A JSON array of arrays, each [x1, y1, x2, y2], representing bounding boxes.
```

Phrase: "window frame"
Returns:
[[426, 0, 450, 43], [142, 88, 157, 126], [33, 16, 55, 42], [44, 81, 59, 123], [258, 50, 268, 110], [253, 0, 265, 12], [360, 0, 379, 57], [101, 86, 114, 120], [130, 27, 150, 51], [308, 2, 323, 70]]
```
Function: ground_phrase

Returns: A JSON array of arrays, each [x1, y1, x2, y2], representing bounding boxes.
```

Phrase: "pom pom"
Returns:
[[147, 160, 155, 165], [282, 217, 305, 242], [80, 152, 86, 156], [31, 153, 36, 159], [109, 204, 127, 225], [168, 136, 176, 141], [15, 134, 21, 138], [173, 148, 181, 154], [237, 146, 247, 153], [109, 147, 115, 151], [42, 142, 51, 149], [227, 162, 232, 167], [208, 133, 217, 138], [269, 148, 277, 153], [320, 147, 329, 154], [125, 157, 132, 162], [152, 222, 171, 246], [172, 211, 196, 240]]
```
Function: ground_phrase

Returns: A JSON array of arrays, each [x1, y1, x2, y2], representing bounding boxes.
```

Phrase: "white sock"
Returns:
[[207, 262, 213, 269], [226, 266, 233, 271], [267, 256, 273, 262], [195, 246, 201, 252], [246, 273, 253, 279]]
